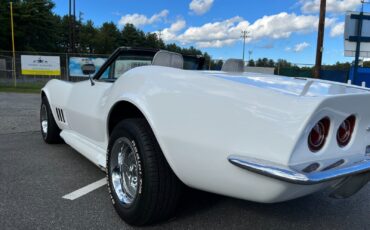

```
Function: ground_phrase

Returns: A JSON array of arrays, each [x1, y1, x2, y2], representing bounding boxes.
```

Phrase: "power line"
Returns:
[[241, 30, 250, 62]]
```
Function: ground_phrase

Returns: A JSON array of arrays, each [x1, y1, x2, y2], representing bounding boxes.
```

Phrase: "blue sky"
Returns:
[[52, 0, 368, 64]]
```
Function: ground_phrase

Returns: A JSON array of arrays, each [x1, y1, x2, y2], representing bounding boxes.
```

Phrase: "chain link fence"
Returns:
[[0, 51, 110, 87], [275, 63, 350, 83], [0, 51, 354, 88]]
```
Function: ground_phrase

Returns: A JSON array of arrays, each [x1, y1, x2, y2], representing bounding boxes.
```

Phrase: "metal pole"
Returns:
[[10, 2, 16, 87], [73, 0, 76, 53], [242, 33, 246, 61], [66, 53, 69, 81], [69, 0, 71, 53], [314, 0, 326, 78], [241, 31, 249, 62], [353, 3, 366, 84]]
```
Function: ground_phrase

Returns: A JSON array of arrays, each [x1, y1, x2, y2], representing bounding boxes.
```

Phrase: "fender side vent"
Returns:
[[55, 108, 65, 123]]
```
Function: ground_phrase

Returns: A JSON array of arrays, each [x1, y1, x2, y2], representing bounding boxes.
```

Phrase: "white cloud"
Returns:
[[330, 22, 345, 37], [300, 0, 361, 14], [176, 16, 247, 47], [248, 13, 320, 40], [293, 42, 310, 52], [189, 0, 214, 15], [118, 10, 169, 27], [165, 12, 328, 48], [160, 19, 187, 41]]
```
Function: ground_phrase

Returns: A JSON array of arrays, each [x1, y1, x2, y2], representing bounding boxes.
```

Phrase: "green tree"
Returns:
[[0, 2, 217, 65], [145, 33, 165, 49], [121, 23, 146, 47], [209, 59, 224, 70], [181, 46, 202, 55], [363, 61, 370, 68], [165, 43, 182, 53], [57, 15, 81, 52], [79, 20, 98, 53], [203, 52, 211, 69], [276, 59, 292, 68], [248, 59, 255, 66], [95, 22, 120, 53], [0, 1, 12, 50], [323, 61, 351, 71], [268, 59, 275, 67], [0, 0, 61, 51]]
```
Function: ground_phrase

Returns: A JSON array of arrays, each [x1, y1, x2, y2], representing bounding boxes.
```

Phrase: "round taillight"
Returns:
[[337, 115, 356, 147], [308, 117, 330, 152]]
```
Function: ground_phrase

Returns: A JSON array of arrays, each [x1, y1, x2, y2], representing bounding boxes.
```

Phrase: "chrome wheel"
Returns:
[[41, 104, 48, 135], [110, 137, 139, 206]]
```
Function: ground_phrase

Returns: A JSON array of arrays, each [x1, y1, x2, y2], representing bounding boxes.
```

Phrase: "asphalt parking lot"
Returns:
[[0, 92, 369, 230]]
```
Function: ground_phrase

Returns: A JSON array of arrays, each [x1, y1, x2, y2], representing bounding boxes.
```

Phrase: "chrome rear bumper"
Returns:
[[228, 155, 370, 185]]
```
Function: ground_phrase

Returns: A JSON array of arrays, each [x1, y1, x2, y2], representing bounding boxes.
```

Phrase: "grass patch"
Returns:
[[0, 83, 44, 94]]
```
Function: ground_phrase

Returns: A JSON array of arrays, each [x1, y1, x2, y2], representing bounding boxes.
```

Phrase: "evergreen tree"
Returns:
[[248, 59, 255, 66], [95, 22, 120, 54], [79, 20, 98, 53], [121, 23, 145, 48], [0, 0, 60, 51]]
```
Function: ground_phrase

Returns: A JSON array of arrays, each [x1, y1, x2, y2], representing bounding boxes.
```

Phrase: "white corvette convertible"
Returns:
[[41, 47, 370, 225]]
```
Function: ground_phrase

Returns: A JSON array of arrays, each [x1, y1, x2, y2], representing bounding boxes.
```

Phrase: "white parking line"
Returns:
[[62, 178, 107, 200]]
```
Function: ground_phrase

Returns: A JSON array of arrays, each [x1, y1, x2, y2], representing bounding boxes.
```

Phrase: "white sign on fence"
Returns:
[[21, 55, 61, 76], [69, 57, 107, 77], [344, 11, 370, 57]]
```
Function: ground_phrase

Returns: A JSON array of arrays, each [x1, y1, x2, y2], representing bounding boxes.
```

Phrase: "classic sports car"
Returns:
[[41, 47, 370, 225]]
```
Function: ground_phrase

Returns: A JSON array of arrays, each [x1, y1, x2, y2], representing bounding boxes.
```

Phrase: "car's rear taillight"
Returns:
[[337, 115, 356, 148], [308, 117, 330, 152]]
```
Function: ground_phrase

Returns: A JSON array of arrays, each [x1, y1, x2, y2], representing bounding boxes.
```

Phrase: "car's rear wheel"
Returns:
[[107, 119, 182, 226], [40, 96, 63, 144]]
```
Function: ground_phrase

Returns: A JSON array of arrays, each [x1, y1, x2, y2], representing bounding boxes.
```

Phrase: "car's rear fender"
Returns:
[[290, 93, 370, 172]]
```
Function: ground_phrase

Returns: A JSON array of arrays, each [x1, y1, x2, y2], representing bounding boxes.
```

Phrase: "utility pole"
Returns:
[[157, 30, 163, 40], [10, 2, 16, 87], [241, 30, 250, 62], [68, 0, 76, 53], [73, 0, 76, 53], [248, 50, 253, 61], [68, 0, 71, 52], [314, 0, 326, 78]]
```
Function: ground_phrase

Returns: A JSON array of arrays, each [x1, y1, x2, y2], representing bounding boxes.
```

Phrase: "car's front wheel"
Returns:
[[107, 119, 182, 226], [40, 96, 63, 144]]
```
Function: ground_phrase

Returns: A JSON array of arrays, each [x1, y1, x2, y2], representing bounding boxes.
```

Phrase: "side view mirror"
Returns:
[[81, 63, 96, 75], [81, 63, 96, 86]]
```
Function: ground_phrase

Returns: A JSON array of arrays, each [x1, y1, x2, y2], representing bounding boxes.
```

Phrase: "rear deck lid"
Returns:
[[205, 72, 370, 97]]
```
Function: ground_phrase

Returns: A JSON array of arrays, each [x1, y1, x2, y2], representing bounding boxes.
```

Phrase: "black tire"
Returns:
[[107, 119, 182, 226], [40, 96, 63, 144]]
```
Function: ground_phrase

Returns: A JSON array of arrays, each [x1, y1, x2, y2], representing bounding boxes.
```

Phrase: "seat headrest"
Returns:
[[221, 59, 245, 72], [152, 50, 184, 69]]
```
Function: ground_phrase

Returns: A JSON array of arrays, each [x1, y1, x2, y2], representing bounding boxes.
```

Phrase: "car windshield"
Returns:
[[98, 48, 205, 81], [113, 56, 152, 78], [99, 53, 154, 80]]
